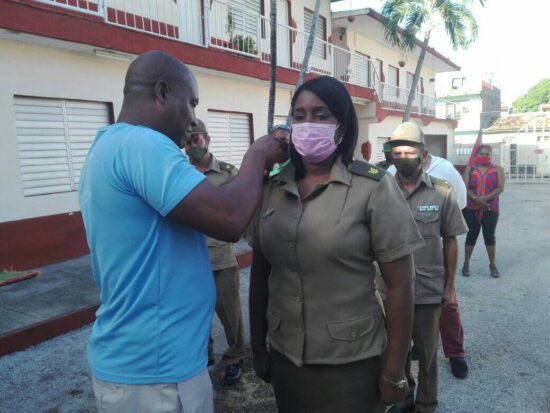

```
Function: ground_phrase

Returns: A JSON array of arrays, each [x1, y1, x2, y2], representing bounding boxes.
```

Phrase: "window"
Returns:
[[13, 96, 111, 196], [388, 65, 399, 86], [452, 77, 466, 89], [207, 111, 253, 168], [304, 8, 326, 58]]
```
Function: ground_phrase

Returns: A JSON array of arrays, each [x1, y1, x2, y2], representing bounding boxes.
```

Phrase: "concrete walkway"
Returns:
[[1, 183, 549, 412], [0, 240, 251, 355]]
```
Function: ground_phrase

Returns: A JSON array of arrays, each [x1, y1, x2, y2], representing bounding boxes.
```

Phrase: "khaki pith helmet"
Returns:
[[190, 119, 208, 135], [389, 121, 425, 146]]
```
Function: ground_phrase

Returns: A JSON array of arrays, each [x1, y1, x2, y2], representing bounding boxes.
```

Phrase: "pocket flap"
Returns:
[[414, 211, 440, 224], [327, 314, 376, 342], [416, 265, 445, 279], [267, 311, 281, 331]]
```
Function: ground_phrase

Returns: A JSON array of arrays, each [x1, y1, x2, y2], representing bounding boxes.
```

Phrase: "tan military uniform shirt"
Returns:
[[249, 157, 424, 366], [396, 172, 468, 305], [204, 154, 238, 271]]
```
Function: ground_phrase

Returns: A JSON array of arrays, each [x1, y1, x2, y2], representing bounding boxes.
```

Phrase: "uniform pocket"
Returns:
[[414, 211, 441, 238], [267, 310, 281, 332], [326, 314, 375, 342], [415, 265, 445, 297]]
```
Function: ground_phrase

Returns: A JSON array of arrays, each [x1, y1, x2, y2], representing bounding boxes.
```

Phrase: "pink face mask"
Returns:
[[291, 122, 341, 163]]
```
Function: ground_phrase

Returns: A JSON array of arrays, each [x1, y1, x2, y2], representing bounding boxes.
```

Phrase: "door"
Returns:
[[277, 0, 290, 67], [180, 0, 204, 45]]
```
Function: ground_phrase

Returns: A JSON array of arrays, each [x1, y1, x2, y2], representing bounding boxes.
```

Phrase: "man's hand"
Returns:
[[379, 376, 409, 405], [443, 285, 457, 307], [250, 135, 288, 171], [252, 350, 271, 383]]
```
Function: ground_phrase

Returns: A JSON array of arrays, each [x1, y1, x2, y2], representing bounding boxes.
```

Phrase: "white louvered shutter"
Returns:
[[13, 96, 110, 196], [207, 111, 251, 168], [304, 9, 325, 58]]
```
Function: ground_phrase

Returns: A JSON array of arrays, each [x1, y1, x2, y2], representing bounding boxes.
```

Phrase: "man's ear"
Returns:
[[205, 134, 211, 145], [154, 80, 169, 105]]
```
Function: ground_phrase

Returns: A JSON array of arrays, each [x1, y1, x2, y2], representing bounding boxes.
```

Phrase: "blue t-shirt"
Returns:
[[79, 123, 215, 384]]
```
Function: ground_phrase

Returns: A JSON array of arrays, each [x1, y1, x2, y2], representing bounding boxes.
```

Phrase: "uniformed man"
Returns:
[[387, 122, 468, 413], [185, 119, 245, 385], [376, 142, 393, 170]]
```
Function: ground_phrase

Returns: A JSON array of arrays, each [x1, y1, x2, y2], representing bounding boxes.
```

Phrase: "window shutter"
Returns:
[[13, 96, 110, 196], [207, 111, 251, 168], [304, 9, 325, 58]]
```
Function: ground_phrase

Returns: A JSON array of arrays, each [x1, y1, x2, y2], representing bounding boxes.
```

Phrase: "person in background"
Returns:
[[389, 147, 469, 379], [387, 122, 467, 413], [79, 50, 286, 413], [461, 144, 505, 278], [184, 119, 245, 385], [269, 124, 291, 177], [248, 76, 424, 412], [376, 142, 393, 170]]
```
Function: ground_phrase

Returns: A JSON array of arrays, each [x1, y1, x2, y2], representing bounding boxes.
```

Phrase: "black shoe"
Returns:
[[410, 345, 419, 361], [224, 363, 242, 385], [208, 357, 215, 367], [490, 266, 500, 278], [450, 357, 468, 379], [387, 405, 415, 413], [462, 264, 470, 277]]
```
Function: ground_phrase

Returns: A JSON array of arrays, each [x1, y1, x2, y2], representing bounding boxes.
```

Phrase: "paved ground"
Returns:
[[1, 183, 549, 412]]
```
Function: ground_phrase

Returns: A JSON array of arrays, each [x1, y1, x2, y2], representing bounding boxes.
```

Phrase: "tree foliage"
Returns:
[[381, 0, 483, 120], [513, 79, 550, 113]]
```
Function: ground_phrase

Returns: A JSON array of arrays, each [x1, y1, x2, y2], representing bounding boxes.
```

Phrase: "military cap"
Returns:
[[190, 119, 208, 135], [389, 121, 425, 146]]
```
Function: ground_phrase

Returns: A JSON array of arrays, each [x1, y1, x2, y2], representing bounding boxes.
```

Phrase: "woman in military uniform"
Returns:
[[248, 76, 424, 412]]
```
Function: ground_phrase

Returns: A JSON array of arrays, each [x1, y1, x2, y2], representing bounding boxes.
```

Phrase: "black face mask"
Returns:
[[394, 157, 421, 177]]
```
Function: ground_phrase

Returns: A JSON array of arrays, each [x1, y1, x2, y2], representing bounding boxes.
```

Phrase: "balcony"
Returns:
[[31, 0, 450, 118]]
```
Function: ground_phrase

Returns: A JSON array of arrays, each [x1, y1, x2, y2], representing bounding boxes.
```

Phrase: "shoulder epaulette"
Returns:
[[348, 160, 386, 181], [219, 161, 237, 173], [430, 176, 451, 188]]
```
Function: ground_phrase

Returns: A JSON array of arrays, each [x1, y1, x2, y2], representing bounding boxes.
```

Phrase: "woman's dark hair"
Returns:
[[289, 76, 359, 180], [476, 144, 492, 155]]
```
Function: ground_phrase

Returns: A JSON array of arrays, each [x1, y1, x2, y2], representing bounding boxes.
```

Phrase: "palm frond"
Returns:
[[435, 0, 479, 49], [381, 0, 428, 51]]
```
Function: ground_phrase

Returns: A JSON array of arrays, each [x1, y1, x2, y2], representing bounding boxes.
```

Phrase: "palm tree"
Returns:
[[286, 0, 322, 125], [267, 0, 277, 132], [381, 0, 484, 121]]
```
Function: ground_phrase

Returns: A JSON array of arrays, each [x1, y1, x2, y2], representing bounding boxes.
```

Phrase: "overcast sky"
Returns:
[[331, 0, 550, 104]]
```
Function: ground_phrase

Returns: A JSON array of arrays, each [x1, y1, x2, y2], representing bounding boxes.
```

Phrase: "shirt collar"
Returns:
[[204, 153, 221, 173], [272, 156, 352, 187], [397, 171, 432, 197]]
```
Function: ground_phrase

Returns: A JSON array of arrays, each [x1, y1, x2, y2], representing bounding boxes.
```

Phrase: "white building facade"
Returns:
[[0, 0, 458, 269]]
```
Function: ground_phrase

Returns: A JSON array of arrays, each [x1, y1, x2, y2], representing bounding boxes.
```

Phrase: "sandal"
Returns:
[[490, 266, 500, 278], [462, 264, 470, 277]]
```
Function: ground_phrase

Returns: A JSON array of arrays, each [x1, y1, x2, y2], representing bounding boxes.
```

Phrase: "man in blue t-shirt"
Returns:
[[79, 51, 286, 413]]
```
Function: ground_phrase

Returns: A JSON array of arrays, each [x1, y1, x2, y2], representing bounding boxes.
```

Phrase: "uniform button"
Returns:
[[289, 242, 295, 248], [351, 330, 357, 339], [295, 296, 301, 302], [292, 213, 299, 219], [297, 325, 303, 332]]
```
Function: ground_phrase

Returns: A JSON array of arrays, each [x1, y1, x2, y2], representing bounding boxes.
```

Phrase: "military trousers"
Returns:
[[208, 265, 245, 366], [397, 304, 442, 413]]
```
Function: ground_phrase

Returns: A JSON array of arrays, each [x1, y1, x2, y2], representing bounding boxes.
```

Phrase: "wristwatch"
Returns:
[[381, 375, 408, 390]]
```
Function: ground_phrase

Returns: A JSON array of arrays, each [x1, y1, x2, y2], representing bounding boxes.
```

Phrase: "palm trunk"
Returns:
[[403, 30, 430, 121], [286, 0, 321, 125], [267, 0, 277, 132]]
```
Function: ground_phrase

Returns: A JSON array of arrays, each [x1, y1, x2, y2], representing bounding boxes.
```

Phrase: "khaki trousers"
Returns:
[[397, 304, 442, 413], [208, 265, 245, 366], [91, 369, 213, 413]]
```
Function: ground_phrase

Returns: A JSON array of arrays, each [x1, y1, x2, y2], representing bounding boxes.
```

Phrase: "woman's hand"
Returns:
[[252, 350, 271, 383]]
